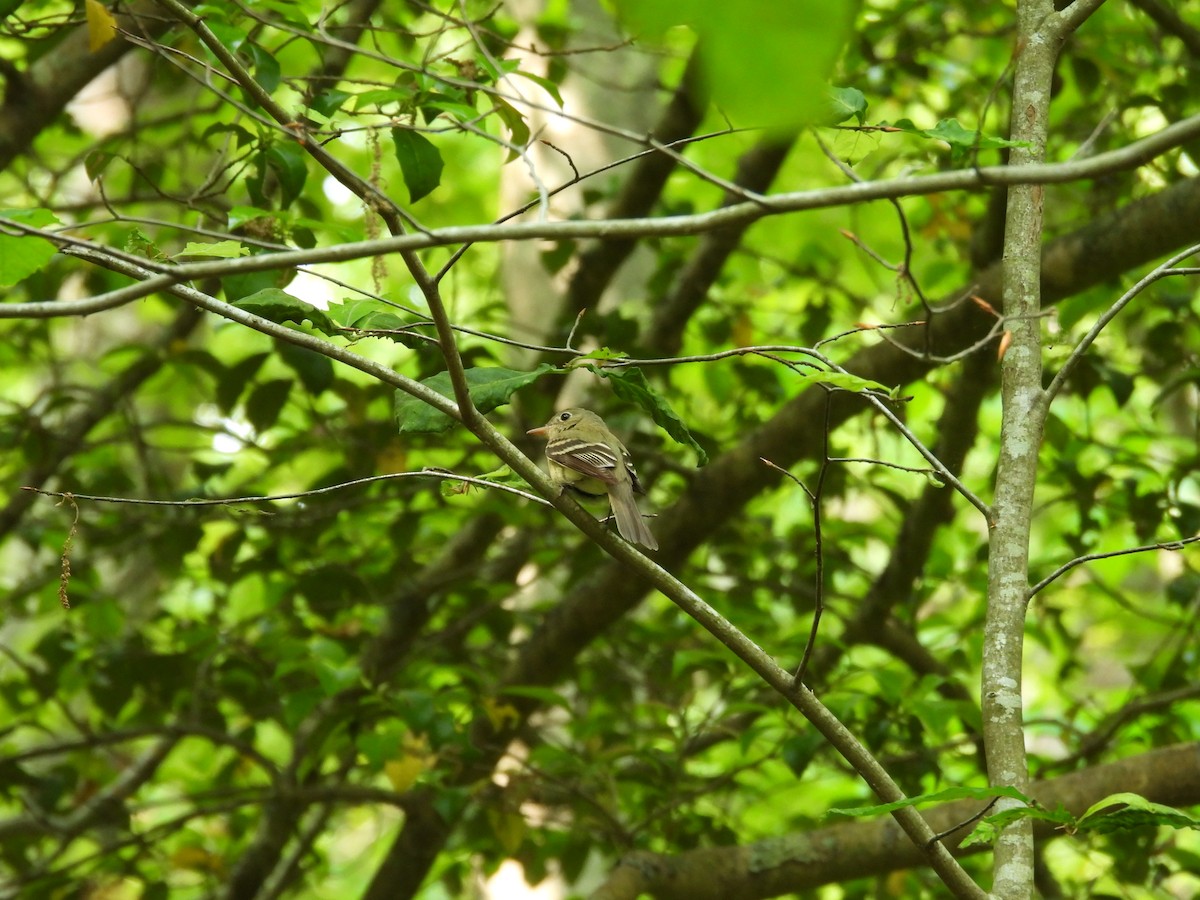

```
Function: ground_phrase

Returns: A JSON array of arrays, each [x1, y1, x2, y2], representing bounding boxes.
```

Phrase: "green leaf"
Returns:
[[958, 801, 1077, 848], [277, 340, 334, 395], [176, 240, 249, 259], [125, 226, 168, 261], [422, 98, 481, 125], [245, 42, 281, 94], [84, 150, 117, 181], [612, 0, 854, 132], [227, 206, 279, 231], [216, 352, 270, 413], [354, 87, 413, 111], [233, 288, 336, 335], [807, 370, 892, 393], [492, 98, 530, 161], [222, 269, 287, 304], [1077, 792, 1200, 834], [824, 85, 867, 125], [395, 365, 556, 433], [886, 117, 1030, 160], [509, 69, 564, 107], [326, 300, 428, 347], [589, 366, 708, 466], [391, 128, 444, 203], [265, 142, 308, 209], [206, 20, 247, 54], [829, 784, 1031, 819], [0, 208, 60, 287], [572, 347, 630, 363], [245, 378, 292, 432], [202, 121, 255, 147], [310, 89, 352, 119]]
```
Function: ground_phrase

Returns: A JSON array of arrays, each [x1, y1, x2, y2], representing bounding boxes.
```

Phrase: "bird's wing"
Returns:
[[546, 437, 620, 485]]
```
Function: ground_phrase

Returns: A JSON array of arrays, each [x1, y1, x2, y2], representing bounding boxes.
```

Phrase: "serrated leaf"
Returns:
[[589, 366, 708, 466], [391, 128, 444, 203], [0, 208, 60, 287], [395, 365, 556, 433], [887, 117, 1029, 153], [1077, 792, 1200, 834], [326, 299, 391, 328], [960, 802, 1076, 848], [233, 288, 336, 335], [176, 240, 249, 259], [125, 226, 167, 261], [227, 206, 279, 231], [327, 300, 427, 347]]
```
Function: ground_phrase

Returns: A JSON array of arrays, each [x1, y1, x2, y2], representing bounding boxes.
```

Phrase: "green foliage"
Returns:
[[395, 365, 557, 432], [1077, 793, 1200, 835], [1, 1, 1199, 899], [613, 0, 855, 131], [886, 117, 1030, 163], [0, 208, 59, 286], [391, 128, 445, 203], [587, 365, 709, 465], [234, 288, 337, 334]]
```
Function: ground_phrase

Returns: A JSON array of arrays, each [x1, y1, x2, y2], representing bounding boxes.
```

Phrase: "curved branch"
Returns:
[[6, 118, 1200, 321], [591, 742, 1200, 900]]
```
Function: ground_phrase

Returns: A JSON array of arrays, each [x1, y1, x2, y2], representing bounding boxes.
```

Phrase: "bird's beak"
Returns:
[[526, 425, 549, 437]]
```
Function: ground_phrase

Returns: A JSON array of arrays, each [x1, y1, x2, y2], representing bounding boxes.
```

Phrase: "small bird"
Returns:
[[527, 408, 658, 550]]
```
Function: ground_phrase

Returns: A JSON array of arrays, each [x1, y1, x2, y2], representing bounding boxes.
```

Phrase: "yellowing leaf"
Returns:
[[482, 697, 521, 732], [487, 806, 527, 854], [385, 735, 435, 792], [731, 311, 754, 349], [170, 846, 225, 874], [385, 756, 425, 792], [86, 0, 118, 52]]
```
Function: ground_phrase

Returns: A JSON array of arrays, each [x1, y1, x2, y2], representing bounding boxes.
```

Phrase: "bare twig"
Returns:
[[22, 470, 552, 510], [1027, 534, 1200, 600]]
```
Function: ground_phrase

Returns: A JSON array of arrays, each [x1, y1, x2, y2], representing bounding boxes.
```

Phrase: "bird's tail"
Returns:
[[609, 481, 658, 550]]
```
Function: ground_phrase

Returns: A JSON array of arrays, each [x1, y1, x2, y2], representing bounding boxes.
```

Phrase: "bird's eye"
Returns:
[[558, 412, 571, 421]]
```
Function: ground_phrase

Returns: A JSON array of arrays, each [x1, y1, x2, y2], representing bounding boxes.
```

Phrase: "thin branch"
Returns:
[[1041, 244, 1200, 406], [1050, 0, 1109, 36], [757, 457, 822, 681], [3, 113, 1196, 320], [1027, 534, 1200, 600], [22, 470, 552, 510]]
